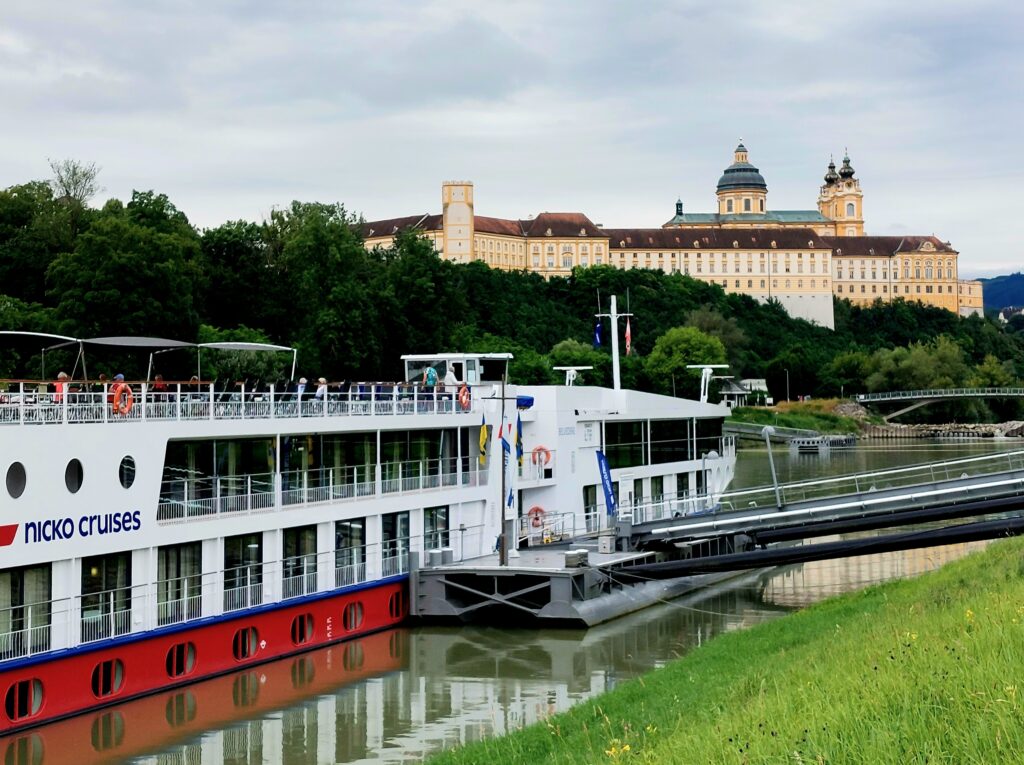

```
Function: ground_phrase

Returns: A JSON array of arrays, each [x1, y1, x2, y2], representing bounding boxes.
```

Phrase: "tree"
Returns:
[[46, 215, 200, 341], [645, 326, 726, 396], [48, 159, 101, 206], [549, 338, 610, 386], [685, 306, 746, 367]]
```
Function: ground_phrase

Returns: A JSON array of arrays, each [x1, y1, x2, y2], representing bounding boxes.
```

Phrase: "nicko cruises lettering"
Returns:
[[24, 511, 142, 543]]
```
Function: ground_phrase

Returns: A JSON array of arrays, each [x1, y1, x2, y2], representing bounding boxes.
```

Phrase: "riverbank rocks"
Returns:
[[834, 401, 869, 419], [863, 421, 1024, 439]]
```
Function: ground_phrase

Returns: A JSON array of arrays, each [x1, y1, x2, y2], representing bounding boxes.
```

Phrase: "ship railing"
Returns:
[[0, 380, 479, 426], [518, 449, 556, 482], [0, 601, 53, 661], [381, 539, 410, 578], [626, 492, 716, 525], [281, 554, 319, 600], [156, 575, 204, 627], [223, 565, 265, 613], [717, 448, 1024, 512], [519, 510, 575, 545], [281, 467, 376, 507], [335, 545, 370, 588], [381, 458, 461, 495], [80, 587, 133, 644]]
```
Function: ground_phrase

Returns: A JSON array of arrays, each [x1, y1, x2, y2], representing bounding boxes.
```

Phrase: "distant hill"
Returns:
[[979, 273, 1024, 311]]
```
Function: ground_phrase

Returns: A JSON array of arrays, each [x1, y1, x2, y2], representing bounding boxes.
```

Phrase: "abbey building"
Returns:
[[363, 144, 984, 330]]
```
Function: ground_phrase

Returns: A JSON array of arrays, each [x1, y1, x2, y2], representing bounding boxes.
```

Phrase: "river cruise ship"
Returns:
[[0, 345, 734, 732]]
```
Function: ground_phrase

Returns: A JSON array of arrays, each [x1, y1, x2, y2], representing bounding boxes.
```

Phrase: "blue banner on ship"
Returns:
[[595, 450, 617, 517]]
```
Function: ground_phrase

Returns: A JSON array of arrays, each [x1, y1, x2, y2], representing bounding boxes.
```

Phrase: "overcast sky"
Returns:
[[2, 0, 1021, 276]]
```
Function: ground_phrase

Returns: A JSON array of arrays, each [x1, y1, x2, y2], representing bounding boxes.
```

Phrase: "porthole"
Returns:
[[118, 456, 135, 490], [232, 627, 259, 661], [290, 614, 314, 646], [343, 641, 364, 671], [165, 691, 197, 727], [4, 679, 43, 721], [65, 459, 84, 494], [91, 659, 124, 698], [5, 462, 26, 500], [388, 591, 405, 619], [90, 711, 124, 752], [342, 602, 364, 632], [165, 642, 196, 678]]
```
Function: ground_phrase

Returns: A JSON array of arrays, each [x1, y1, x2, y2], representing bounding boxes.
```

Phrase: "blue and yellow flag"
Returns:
[[478, 413, 488, 465], [516, 414, 524, 466]]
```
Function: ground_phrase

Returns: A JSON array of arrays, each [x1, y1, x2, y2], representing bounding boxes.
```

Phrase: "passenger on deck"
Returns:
[[54, 372, 69, 404], [314, 377, 328, 400]]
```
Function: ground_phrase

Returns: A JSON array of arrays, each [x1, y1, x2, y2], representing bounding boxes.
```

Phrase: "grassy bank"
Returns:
[[429, 539, 1024, 764], [728, 399, 865, 434]]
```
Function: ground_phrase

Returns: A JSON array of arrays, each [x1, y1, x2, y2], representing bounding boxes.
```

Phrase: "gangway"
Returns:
[[634, 449, 1024, 545]]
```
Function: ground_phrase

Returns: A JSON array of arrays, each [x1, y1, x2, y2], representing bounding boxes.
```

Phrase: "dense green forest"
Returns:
[[2, 163, 1024, 419]]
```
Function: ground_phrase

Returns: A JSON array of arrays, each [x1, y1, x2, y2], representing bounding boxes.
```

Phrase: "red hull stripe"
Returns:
[[0, 524, 18, 547], [0, 580, 408, 734]]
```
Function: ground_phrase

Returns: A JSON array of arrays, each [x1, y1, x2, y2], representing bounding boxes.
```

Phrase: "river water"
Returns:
[[17, 440, 1024, 765]]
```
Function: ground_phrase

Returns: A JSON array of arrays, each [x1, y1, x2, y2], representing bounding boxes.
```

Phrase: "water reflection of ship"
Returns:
[[758, 540, 989, 609], [2, 629, 406, 765], [16, 576, 790, 765]]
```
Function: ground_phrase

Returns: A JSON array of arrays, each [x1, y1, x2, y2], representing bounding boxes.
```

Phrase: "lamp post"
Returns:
[[761, 426, 782, 510], [784, 368, 790, 402]]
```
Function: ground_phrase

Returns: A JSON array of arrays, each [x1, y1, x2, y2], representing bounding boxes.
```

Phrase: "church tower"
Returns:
[[818, 153, 864, 235], [716, 142, 768, 215], [442, 181, 474, 262]]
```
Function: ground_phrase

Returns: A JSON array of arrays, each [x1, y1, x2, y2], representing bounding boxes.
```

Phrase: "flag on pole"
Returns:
[[593, 319, 602, 349], [501, 417, 515, 511], [478, 413, 488, 465], [516, 413, 524, 466], [625, 317, 632, 357]]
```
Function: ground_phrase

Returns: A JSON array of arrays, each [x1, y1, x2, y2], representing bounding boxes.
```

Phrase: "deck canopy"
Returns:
[[1, 332, 298, 382]]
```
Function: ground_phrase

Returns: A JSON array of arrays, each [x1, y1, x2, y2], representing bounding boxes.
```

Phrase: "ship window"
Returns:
[[343, 641, 364, 671], [165, 691, 197, 727], [4, 679, 43, 721], [232, 627, 259, 661], [165, 642, 197, 677], [343, 602, 364, 632], [90, 711, 124, 752], [119, 456, 135, 489], [64, 459, 83, 494], [388, 591, 405, 619], [290, 613, 314, 645], [91, 659, 124, 698], [6, 462, 26, 500]]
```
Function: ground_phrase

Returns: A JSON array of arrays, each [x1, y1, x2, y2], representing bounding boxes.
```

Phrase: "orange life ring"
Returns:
[[531, 446, 552, 466], [457, 384, 471, 411], [527, 506, 546, 528], [111, 383, 134, 416]]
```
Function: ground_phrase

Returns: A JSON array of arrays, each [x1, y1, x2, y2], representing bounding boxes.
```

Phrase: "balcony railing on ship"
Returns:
[[157, 460, 488, 522], [0, 379, 479, 426], [0, 529, 486, 661]]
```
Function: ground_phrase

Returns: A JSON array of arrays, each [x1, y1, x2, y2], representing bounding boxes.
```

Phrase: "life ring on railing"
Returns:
[[457, 384, 471, 411], [527, 506, 546, 528], [531, 445, 552, 466], [111, 383, 134, 416]]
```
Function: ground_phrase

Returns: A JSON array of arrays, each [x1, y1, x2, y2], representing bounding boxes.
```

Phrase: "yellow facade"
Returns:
[[362, 143, 983, 321]]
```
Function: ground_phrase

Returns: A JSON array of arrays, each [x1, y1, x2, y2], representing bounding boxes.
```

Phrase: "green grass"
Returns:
[[729, 401, 862, 434], [428, 538, 1024, 764]]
